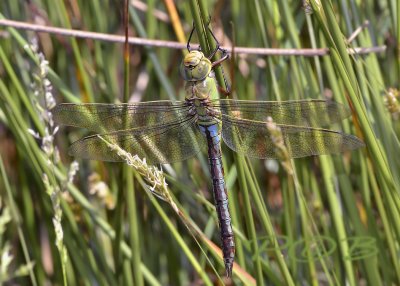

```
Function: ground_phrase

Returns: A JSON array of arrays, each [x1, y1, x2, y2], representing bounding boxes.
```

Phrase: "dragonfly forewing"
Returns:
[[52, 101, 190, 134], [221, 115, 364, 159], [68, 116, 206, 164], [213, 99, 351, 127]]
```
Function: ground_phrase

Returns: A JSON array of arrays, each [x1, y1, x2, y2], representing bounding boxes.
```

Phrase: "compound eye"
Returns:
[[180, 51, 212, 81], [183, 50, 203, 67]]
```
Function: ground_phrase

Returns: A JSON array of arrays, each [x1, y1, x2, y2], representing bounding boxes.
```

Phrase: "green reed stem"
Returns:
[[56, 1, 94, 102], [0, 155, 37, 286], [313, 1, 396, 192], [129, 6, 177, 101]]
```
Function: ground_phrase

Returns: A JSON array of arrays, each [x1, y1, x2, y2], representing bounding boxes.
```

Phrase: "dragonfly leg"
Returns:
[[212, 50, 231, 95], [206, 27, 231, 95], [207, 26, 229, 61], [186, 20, 231, 95], [187, 22, 196, 52]]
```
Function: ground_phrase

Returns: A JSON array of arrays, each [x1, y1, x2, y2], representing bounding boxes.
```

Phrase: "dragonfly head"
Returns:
[[181, 50, 212, 82]]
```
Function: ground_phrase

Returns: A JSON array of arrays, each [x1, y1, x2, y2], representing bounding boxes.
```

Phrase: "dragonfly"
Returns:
[[52, 31, 364, 277]]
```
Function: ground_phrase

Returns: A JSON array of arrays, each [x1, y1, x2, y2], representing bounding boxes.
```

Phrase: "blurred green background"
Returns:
[[0, 0, 399, 285]]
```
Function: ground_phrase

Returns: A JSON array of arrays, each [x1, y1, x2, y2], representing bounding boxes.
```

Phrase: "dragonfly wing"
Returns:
[[221, 115, 364, 159], [213, 99, 351, 127], [52, 101, 189, 133], [68, 116, 206, 164]]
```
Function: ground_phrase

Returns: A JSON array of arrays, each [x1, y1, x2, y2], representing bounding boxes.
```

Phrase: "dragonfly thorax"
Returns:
[[184, 75, 220, 127], [181, 51, 221, 125]]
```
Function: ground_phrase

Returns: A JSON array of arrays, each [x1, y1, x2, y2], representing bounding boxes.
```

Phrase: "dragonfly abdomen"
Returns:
[[200, 124, 235, 277]]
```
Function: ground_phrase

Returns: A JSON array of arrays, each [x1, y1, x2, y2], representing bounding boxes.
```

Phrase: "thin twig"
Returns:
[[0, 19, 387, 57], [131, 0, 170, 23], [347, 20, 370, 43]]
